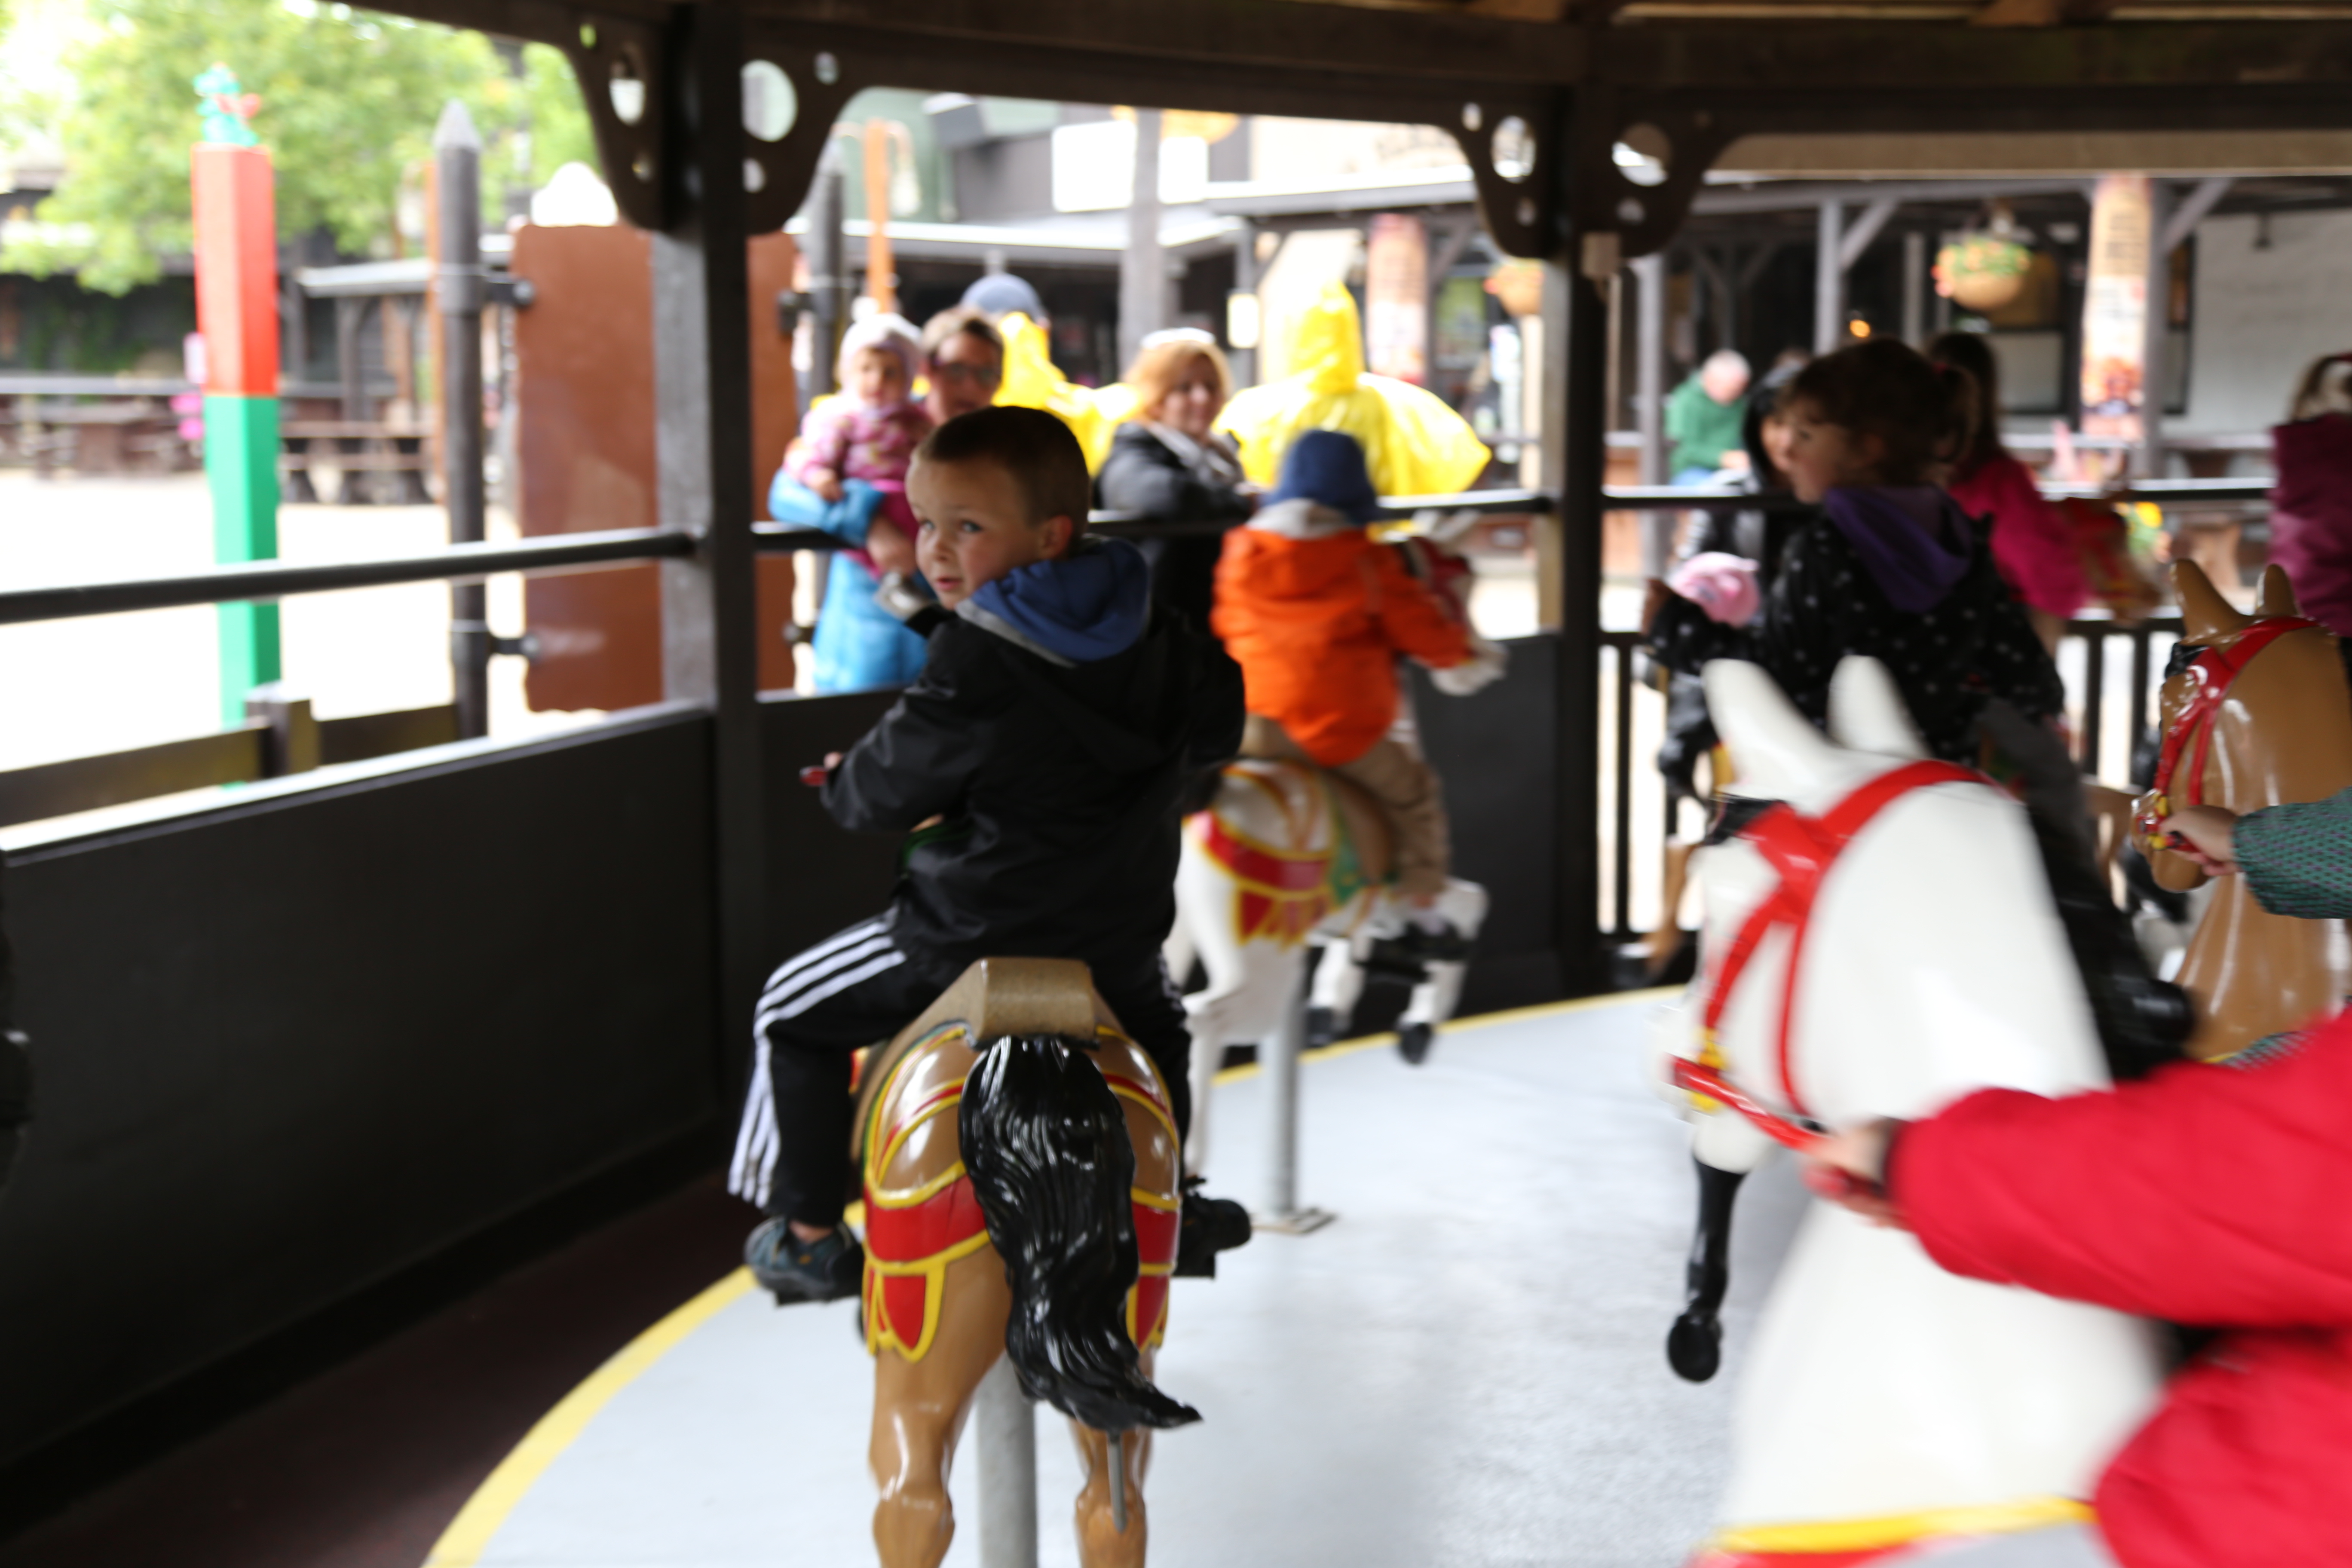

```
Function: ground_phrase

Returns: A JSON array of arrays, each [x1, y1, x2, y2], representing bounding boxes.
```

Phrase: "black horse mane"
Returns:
[[959, 1034, 1200, 1433]]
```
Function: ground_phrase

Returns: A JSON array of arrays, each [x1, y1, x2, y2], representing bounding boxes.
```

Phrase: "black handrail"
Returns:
[[0, 490, 1562, 627], [0, 529, 696, 627], [1604, 477, 2274, 514]]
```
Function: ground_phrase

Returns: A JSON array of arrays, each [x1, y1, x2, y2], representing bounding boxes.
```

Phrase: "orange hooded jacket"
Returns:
[[1212, 502, 1473, 767]]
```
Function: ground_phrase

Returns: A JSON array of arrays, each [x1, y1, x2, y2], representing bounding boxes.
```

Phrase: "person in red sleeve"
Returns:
[[1801, 1017, 2352, 1568]]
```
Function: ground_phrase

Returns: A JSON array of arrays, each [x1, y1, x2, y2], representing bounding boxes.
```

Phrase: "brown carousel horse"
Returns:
[[2135, 560, 2352, 1060], [852, 956, 1194, 1568]]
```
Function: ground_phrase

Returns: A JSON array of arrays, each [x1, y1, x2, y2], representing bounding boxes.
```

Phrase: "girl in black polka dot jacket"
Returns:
[[1643, 339, 2063, 763]]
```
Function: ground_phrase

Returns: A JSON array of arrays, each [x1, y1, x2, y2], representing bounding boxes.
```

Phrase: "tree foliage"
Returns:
[[4, 0, 596, 294]]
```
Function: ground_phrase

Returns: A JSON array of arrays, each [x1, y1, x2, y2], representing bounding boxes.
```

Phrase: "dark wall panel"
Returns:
[[1415, 631, 1559, 966], [758, 689, 906, 970], [0, 713, 720, 1467]]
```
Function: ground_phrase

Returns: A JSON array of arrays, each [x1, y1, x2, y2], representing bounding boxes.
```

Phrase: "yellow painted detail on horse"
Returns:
[[1710, 1496, 2095, 1554], [1110, 1083, 1181, 1144], [865, 1230, 995, 1363], [870, 1156, 971, 1210], [875, 1095, 965, 1194]]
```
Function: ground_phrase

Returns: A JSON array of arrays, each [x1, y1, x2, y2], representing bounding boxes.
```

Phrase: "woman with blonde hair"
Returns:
[[1098, 328, 1256, 623]]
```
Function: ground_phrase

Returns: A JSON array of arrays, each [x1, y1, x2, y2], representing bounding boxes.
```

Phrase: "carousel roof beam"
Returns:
[[1693, 176, 2095, 215], [2160, 175, 2234, 249], [1972, 0, 2125, 24], [1836, 195, 1900, 268]]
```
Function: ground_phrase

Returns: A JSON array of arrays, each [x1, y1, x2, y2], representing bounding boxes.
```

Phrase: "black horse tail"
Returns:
[[959, 1034, 1200, 1433]]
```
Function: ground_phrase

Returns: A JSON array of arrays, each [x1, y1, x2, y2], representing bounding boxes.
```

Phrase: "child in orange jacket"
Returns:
[[1212, 430, 1500, 948]]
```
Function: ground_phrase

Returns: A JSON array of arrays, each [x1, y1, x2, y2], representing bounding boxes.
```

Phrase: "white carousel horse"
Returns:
[[1653, 656, 2162, 1565], [1164, 757, 1488, 1179]]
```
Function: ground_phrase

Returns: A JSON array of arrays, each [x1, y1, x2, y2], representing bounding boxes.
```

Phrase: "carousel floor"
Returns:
[[421, 995, 1807, 1568]]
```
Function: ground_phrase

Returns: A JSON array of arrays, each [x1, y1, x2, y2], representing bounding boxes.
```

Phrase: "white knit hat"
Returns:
[[837, 313, 922, 391]]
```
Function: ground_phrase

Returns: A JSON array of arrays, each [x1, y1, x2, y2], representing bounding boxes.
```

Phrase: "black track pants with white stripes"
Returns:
[[728, 915, 1194, 1227]]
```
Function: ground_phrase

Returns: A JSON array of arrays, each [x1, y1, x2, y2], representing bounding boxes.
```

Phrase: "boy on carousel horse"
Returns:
[[1212, 429, 1503, 959], [729, 406, 1253, 1303]]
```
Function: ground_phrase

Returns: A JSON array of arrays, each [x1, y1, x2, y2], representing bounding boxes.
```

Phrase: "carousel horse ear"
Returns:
[[1827, 656, 1928, 760], [1703, 658, 1838, 795], [2254, 563, 2302, 619], [2172, 560, 2248, 645]]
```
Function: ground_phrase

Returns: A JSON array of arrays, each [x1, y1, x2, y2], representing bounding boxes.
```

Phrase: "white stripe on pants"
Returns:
[[728, 921, 907, 1209]]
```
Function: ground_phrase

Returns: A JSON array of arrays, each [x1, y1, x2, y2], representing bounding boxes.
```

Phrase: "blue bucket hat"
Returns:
[[962, 272, 1047, 322], [1268, 429, 1380, 524]]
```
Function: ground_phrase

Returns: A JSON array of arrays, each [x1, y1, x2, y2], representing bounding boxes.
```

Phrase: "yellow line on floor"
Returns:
[[1212, 986, 1675, 1084], [421, 1268, 756, 1567], [422, 989, 1673, 1559]]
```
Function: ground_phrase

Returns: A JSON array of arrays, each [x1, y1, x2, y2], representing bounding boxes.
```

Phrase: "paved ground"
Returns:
[[0, 470, 589, 775], [444, 997, 1807, 1568]]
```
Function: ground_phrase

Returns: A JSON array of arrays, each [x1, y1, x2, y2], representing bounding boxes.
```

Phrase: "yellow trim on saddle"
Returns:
[[1709, 1496, 2095, 1555], [862, 1024, 984, 1363], [864, 1230, 995, 1362]]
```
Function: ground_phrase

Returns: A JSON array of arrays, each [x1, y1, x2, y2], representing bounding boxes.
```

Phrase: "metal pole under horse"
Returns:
[[973, 1357, 1038, 1568], [1256, 963, 1333, 1233]]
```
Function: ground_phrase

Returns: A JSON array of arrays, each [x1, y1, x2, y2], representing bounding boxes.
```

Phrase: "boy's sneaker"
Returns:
[[745, 1217, 864, 1305], [1175, 1180, 1252, 1278]]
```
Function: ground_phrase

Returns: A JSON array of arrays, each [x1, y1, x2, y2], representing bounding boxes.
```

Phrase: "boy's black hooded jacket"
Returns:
[[821, 538, 1243, 978]]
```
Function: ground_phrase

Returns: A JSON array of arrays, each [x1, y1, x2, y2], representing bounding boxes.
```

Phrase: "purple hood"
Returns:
[[1822, 485, 1974, 613]]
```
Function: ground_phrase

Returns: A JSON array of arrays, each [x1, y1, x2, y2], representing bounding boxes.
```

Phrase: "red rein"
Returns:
[[2137, 617, 2318, 850], [1697, 761, 1981, 1119]]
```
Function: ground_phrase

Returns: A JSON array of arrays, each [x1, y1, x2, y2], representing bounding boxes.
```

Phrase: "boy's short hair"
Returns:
[[916, 407, 1092, 533]]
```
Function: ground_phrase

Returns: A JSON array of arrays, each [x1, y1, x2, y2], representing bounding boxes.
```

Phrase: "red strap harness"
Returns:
[[2136, 616, 2318, 849], [1693, 760, 1982, 1123]]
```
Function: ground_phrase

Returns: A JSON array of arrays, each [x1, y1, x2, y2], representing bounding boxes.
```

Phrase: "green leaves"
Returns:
[[5, 0, 594, 294]]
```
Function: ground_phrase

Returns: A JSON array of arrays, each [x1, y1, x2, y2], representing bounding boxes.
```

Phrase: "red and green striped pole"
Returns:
[[191, 64, 280, 726]]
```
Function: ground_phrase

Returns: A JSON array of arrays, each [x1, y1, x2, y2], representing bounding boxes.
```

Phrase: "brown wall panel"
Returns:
[[512, 226, 802, 710]]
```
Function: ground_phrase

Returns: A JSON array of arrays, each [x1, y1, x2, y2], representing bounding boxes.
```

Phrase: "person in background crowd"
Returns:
[[1665, 348, 1753, 484], [1932, 330, 2089, 652], [1097, 328, 1256, 625], [920, 305, 1006, 425], [775, 314, 933, 692], [1644, 338, 2061, 764], [1656, 358, 1816, 804], [2265, 351, 2352, 678], [773, 307, 1004, 695]]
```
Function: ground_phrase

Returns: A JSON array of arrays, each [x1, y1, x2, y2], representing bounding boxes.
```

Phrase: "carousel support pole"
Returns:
[[1813, 201, 1844, 355], [974, 1357, 1038, 1568], [190, 69, 282, 728], [1256, 960, 1333, 1233], [651, 0, 769, 1099], [434, 100, 490, 740], [1632, 250, 1671, 578], [1550, 87, 1611, 996]]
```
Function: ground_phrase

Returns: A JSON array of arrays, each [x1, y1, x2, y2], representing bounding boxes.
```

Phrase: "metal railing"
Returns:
[[1598, 611, 2193, 947], [0, 490, 1558, 826]]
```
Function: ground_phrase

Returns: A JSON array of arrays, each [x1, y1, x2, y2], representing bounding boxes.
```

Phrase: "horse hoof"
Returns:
[[1666, 1314, 1722, 1382], [1305, 1005, 1336, 1051], [1397, 1022, 1433, 1066]]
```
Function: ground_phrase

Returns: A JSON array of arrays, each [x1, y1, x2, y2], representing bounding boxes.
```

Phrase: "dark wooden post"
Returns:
[[434, 100, 490, 740], [1548, 90, 1614, 998], [652, 0, 768, 1100]]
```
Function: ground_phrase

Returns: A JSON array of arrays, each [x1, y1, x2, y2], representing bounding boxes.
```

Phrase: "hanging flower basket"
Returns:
[[1935, 235, 2032, 313]]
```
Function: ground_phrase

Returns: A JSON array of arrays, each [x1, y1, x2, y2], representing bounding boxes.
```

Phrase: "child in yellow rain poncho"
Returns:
[[992, 311, 1134, 473], [1217, 282, 1491, 498]]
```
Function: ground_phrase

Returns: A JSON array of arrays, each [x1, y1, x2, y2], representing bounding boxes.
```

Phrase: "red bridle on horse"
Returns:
[[2135, 616, 2319, 853], [1675, 760, 1982, 1142]]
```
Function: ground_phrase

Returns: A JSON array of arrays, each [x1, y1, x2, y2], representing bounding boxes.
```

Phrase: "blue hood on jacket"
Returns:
[[966, 536, 1151, 664]]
